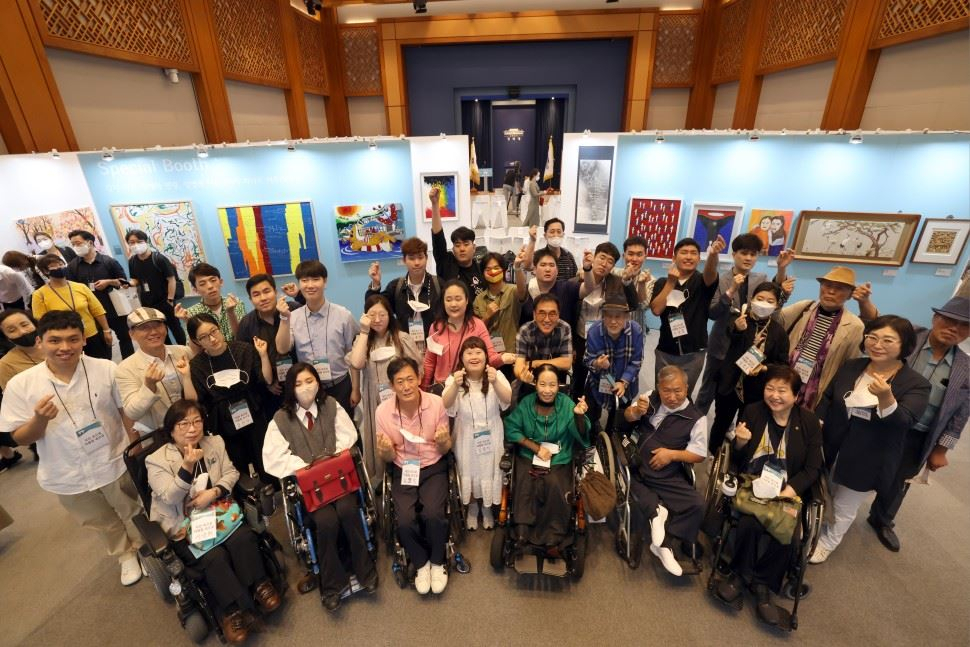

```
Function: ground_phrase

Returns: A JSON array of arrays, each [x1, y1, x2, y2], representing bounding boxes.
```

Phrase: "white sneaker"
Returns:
[[650, 544, 683, 577], [466, 501, 479, 530], [430, 563, 448, 594], [650, 505, 668, 548], [120, 553, 143, 586], [482, 506, 494, 530], [809, 544, 832, 564], [414, 562, 431, 595]]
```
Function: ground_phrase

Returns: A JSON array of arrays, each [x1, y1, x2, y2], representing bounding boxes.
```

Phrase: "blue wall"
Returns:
[[404, 39, 630, 136], [611, 134, 970, 329], [77, 142, 414, 317]]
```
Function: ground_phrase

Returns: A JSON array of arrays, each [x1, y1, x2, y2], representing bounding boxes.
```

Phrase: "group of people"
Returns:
[[0, 189, 966, 636]]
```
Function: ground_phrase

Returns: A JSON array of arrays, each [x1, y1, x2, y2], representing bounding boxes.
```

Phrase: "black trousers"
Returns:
[[512, 455, 573, 548], [221, 424, 269, 482], [391, 458, 449, 567], [869, 429, 927, 528], [730, 513, 796, 593], [173, 526, 266, 616], [323, 374, 354, 419], [694, 355, 724, 415], [84, 332, 112, 360], [105, 315, 134, 358], [710, 390, 744, 454], [152, 300, 187, 345], [629, 471, 705, 544], [312, 495, 376, 596]]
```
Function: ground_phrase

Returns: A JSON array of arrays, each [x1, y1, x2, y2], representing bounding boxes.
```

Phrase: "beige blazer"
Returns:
[[780, 299, 863, 409], [116, 346, 193, 433], [145, 435, 239, 537]]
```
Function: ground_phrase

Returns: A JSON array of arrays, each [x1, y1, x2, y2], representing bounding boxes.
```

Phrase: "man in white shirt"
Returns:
[[0, 310, 144, 585], [0, 262, 34, 309], [116, 307, 195, 435]]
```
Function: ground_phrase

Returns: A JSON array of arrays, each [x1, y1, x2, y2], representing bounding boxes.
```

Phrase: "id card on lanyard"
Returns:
[[190, 507, 218, 543], [408, 317, 425, 344], [669, 312, 688, 338], [401, 459, 421, 486], [474, 428, 492, 456], [275, 358, 293, 383], [229, 400, 254, 430], [76, 421, 110, 454], [313, 358, 332, 382]]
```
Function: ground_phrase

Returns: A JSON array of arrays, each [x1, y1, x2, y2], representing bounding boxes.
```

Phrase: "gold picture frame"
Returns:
[[791, 211, 920, 267]]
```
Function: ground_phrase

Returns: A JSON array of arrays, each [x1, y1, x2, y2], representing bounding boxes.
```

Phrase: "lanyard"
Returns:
[[49, 284, 77, 312], [159, 353, 184, 400], [49, 358, 97, 427], [462, 377, 489, 429], [305, 302, 331, 362]]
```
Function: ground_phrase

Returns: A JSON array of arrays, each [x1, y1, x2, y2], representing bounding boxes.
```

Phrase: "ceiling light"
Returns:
[[850, 133, 863, 144], [369, 139, 377, 151], [51, 149, 60, 159], [101, 147, 114, 162], [413, 1, 427, 13], [287, 140, 296, 151], [748, 130, 760, 141], [196, 144, 208, 158], [440, 132, 446, 139]]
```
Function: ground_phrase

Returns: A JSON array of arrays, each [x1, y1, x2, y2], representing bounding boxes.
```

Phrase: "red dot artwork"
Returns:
[[627, 197, 682, 260]]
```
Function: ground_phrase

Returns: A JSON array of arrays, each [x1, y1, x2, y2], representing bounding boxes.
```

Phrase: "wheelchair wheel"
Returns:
[[183, 611, 209, 644], [141, 553, 174, 603], [381, 477, 395, 556], [595, 431, 615, 488], [490, 526, 507, 572], [448, 459, 466, 547]]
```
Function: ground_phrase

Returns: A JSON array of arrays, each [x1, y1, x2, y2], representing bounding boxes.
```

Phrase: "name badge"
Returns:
[[426, 337, 445, 356], [313, 358, 332, 382], [669, 312, 688, 338], [598, 373, 616, 395], [849, 407, 872, 421], [143, 283, 150, 293], [753, 463, 784, 499], [490, 335, 506, 353], [401, 459, 421, 487], [378, 382, 393, 403], [76, 421, 110, 455], [736, 346, 766, 375], [229, 400, 254, 430], [474, 429, 492, 456], [189, 507, 218, 543], [408, 317, 425, 344], [275, 358, 293, 383], [794, 357, 815, 382]]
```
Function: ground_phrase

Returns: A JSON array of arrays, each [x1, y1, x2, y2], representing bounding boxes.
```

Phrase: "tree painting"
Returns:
[[15, 207, 106, 253], [795, 212, 920, 267]]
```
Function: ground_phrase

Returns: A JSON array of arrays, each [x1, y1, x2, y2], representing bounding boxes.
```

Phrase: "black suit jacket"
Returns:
[[731, 401, 823, 497]]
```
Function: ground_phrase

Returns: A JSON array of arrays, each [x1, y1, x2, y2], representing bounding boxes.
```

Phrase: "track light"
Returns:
[[439, 132, 446, 139], [163, 68, 179, 83], [101, 147, 114, 162], [849, 133, 863, 144], [748, 130, 760, 141], [655, 132, 664, 143], [287, 140, 296, 151], [413, 1, 427, 13], [368, 139, 377, 151], [583, 129, 591, 137], [50, 149, 60, 159], [304, 0, 321, 16], [195, 145, 209, 158]]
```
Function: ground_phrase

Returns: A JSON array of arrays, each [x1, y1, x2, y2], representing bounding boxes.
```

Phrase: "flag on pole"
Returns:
[[469, 138, 481, 187], [543, 136, 555, 182]]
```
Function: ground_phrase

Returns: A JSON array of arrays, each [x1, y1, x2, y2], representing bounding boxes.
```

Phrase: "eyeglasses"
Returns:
[[175, 418, 204, 431], [195, 329, 222, 342], [864, 334, 900, 347], [534, 310, 558, 319]]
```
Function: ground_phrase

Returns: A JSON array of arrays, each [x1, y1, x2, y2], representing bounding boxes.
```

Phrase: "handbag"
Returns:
[[179, 498, 244, 558], [109, 286, 139, 316], [579, 470, 617, 520], [733, 474, 802, 545], [295, 449, 361, 513]]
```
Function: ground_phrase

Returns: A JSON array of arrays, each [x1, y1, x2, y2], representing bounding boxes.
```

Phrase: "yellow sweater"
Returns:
[[32, 281, 106, 338]]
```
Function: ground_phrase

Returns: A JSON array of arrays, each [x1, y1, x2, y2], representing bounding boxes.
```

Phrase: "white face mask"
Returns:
[[750, 300, 776, 319], [295, 382, 319, 408], [546, 236, 563, 249], [72, 243, 91, 256], [37, 239, 54, 251], [131, 242, 149, 255]]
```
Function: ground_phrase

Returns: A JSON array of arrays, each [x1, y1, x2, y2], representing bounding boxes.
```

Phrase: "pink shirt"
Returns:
[[421, 317, 502, 388], [375, 391, 449, 468]]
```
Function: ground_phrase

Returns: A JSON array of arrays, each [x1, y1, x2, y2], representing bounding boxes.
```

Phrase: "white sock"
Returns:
[[467, 501, 479, 519]]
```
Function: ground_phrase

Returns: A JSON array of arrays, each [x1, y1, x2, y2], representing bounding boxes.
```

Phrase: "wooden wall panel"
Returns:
[[211, 0, 289, 87], [711, 0, 751, 84], [758, 0, 847, 74], [295, 11, 328, 94], [873, 0, 969, 48], [652, 13, 700, 87], [340, 25, 382, 96]]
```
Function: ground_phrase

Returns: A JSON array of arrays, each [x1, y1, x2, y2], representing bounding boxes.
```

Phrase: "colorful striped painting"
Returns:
[[218, 201, 319, 279]]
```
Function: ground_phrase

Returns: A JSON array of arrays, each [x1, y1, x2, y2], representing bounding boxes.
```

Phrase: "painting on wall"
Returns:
[[218, 201, 320, 279], [15, 207, 108, 254], [627, 197, 682, 260], [334, 203, 404, 263], [109, 201, 206, 295], [688, 202, 744, 257], [746, 209, 794, 256], [574, 145, 614, 234], [792, 211, 920, 266], [910, 217, 970, 265], [421, 173, 458, 221]]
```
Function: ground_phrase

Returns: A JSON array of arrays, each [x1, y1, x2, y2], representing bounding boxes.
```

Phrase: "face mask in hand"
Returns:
[[546, 237, 563, 249], [749, 300, 776, 320], [295, 382, 320, 409]]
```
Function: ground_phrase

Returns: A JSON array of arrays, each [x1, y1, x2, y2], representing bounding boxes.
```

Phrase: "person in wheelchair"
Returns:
[[262, 362, 377, 611], [714, 365, 823, 627], [376, 356, 453, 595], [620, 365, 706, 576], [582, 293, 643, 431], [504, 364, 590, 553], [146, 399, 281, 644]]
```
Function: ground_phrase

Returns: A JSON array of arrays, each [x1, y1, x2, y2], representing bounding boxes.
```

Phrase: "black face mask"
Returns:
[[10, 332, 38, 348], [48, 268, 66, 279]]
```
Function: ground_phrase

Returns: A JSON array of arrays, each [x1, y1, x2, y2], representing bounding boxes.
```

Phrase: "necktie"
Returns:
[[305, 411, 314, 429]]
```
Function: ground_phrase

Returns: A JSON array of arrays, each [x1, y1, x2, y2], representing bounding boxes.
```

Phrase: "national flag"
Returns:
[[469, 138, 481, 187], [543, 136, 555, 182]]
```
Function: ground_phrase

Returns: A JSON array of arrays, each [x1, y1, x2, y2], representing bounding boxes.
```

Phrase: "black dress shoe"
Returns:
[[867, 517, 900, 552], [753, 584, 779, 626], [322, 593, 342, 612], [716, 576, 743, 604]]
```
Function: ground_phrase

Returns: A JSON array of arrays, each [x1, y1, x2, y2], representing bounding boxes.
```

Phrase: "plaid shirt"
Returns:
[[515, 320, 573, 362], [583, 320, 644, 404], [186, 297, 247, 342]]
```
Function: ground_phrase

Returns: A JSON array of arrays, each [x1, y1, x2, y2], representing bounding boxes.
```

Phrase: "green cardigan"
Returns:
[[504, 392, 590, 466]]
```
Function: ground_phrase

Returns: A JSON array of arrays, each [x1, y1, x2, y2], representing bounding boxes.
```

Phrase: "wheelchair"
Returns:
[[279, 446, 379, 603], [703, 449, 825, 632], [123, 433, 286, 644], [380, 453, 471, 589]]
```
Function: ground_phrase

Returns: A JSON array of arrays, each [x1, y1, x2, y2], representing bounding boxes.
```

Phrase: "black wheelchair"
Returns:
[[380, 453, 471, 589], [704, 442, 825, 632], [279, 446, 379, 604], [123, 433, 286, 644]]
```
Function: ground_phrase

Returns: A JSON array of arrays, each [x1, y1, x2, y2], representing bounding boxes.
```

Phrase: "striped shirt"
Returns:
[[798, 310, 837, 365]]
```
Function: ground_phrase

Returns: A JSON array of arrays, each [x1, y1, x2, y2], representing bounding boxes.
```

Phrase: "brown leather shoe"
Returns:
[[221, 610, 249, 644], [254, 580, 281, 613]]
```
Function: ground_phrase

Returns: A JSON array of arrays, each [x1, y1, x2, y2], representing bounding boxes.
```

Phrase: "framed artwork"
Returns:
[[688, 202, 744, 257], [15, 207, 107, 253], [109, 201, 206, 295], [791, 211, 920, 266], [421, 173, 458, 221], [746, 209, 794, 256], [574, 145, 614, 234], [218, 201, 320, 279], [627, 197, 682, 260], [910, 218, 970, 265], [334, 203, 404, 263]]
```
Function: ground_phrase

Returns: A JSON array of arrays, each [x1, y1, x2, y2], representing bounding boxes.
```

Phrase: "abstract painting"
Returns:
[[746, 209, 794, 256], [15, 207, 107, 253], [792, 211, 920, 267], [688, 202, 744, 258], [109, 201, 206, 295], [574, 146, 614, 234], [334, 203, 404, 263], [218, 201, 320, 279], [627, 197, 682, 260], [421, 173, 458, 221], [910, 218, 969, 265]]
